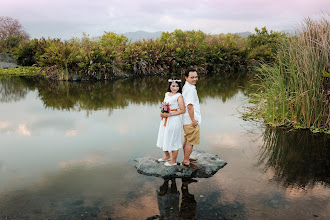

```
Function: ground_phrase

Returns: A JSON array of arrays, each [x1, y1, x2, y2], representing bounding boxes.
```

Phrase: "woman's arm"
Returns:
[[163, 95, 185, 117]]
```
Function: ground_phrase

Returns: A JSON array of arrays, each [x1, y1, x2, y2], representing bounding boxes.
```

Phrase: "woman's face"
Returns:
[[170, 82, 180, 93]]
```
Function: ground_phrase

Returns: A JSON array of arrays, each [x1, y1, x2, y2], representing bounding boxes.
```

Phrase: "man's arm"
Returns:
[[187, 104, 198, 127]]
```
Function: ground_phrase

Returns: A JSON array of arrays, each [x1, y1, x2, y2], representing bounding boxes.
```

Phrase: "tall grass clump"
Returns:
[[257, 15, 330, 132]]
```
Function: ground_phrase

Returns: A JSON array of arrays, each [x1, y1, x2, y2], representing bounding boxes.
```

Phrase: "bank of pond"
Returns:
[[1, 27, 285, 80], [0, 16, 328, 133]]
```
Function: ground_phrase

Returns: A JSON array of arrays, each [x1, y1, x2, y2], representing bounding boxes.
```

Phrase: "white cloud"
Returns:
[[65, 129, 78, 137], [17, 123, 31, 136], [0, 0, 328, 39]]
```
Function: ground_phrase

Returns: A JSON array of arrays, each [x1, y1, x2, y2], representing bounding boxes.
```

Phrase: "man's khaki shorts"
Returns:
[[183, 124, 200, 145]]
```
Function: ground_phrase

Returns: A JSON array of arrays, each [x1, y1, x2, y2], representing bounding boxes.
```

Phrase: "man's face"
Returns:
[[185, 71, 198, 85]]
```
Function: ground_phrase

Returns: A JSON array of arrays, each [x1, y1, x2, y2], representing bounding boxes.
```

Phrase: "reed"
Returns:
[[257, 15, 330, 132]]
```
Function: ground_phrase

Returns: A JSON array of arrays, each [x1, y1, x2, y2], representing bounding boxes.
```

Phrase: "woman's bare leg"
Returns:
[[168, 150, 179, 165], [162, 151, 170, 160]]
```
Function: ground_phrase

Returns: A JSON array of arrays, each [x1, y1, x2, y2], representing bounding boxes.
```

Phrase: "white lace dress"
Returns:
[[156, 92, 183, 152]]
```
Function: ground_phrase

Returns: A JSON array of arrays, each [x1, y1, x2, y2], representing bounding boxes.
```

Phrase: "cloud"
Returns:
[[0, 1, 329, 39], [65, 129, 78, 137], [0, 121, 11, 133], [16, 123, 31, 136], [1, 122, 33, 136], [58, 152, 108, 168]]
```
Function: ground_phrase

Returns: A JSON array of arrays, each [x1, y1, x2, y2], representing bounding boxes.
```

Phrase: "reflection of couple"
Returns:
[[156, 68, 201, 169], [156, 178, 197, 220]]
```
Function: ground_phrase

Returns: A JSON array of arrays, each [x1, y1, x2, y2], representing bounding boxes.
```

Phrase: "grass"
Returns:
[[0, 66, 42, 77], [246, 15, 330, 133]]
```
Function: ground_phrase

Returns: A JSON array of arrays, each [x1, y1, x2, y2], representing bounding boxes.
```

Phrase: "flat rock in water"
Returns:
[[135, 151, 227, 178]]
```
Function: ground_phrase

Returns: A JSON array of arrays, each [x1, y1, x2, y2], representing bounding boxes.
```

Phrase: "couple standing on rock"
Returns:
[[156, 67, 201, 169]]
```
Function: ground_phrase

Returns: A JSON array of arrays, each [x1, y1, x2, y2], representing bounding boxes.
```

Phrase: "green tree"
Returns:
[[0, 16, 29, 52]]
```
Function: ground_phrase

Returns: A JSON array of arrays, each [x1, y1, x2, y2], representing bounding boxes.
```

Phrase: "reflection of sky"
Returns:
[[0, 81, 329, 219]]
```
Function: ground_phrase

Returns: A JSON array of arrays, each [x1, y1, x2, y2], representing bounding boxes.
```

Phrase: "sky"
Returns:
[[0, 0, 329, 39]]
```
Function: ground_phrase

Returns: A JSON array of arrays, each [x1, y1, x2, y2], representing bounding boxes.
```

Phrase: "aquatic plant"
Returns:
[[0, 66, 41, 77], [250, 15, 330, 132]]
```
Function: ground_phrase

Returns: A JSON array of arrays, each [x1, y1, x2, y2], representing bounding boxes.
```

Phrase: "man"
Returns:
[[182, 67, 201, 169]]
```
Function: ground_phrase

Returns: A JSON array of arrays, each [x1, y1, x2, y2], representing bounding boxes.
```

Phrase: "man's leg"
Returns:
[[183, 143, 193, 165]]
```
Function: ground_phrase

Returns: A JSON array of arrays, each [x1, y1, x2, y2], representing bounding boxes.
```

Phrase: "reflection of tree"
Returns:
[[35, 77, 166, 112], [0, 77, 32, 102], [0, 73, 253, 111], [35, 74, 252, 112], [197, 73, 252, 103], [258, 128, 330, 188]]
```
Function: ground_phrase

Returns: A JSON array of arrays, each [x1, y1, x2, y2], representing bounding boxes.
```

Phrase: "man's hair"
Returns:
[[185, 67, 197, 77]]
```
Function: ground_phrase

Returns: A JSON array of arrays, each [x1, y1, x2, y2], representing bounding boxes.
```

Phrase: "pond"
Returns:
[[0, 75, 329, 220]]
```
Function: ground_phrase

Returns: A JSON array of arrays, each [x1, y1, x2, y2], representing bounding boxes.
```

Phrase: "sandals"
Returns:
[[189, 158, 198, 162], [157, 158, 170, 162], [181, 162, 198, 169], [164, 162, 178, 166], [181, 158, 198, 163]]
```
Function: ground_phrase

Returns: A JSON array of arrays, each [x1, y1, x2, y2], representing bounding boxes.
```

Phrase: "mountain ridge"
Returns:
[[116, 29, 296, 42]]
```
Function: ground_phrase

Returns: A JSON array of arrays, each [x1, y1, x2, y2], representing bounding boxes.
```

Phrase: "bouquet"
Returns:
[[160, 102, 171, 126], [160, 102, 171, 113]]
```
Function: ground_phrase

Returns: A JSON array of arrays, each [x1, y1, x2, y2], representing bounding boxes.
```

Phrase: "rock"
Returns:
[[0, 61, 19, 69], [135, 151, 227, 178], [70, 75, 81, 81], [0, 53, 19, 69]]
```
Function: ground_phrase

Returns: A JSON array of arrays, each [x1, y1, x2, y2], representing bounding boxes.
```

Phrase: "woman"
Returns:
[[156, 78, 185, 166]]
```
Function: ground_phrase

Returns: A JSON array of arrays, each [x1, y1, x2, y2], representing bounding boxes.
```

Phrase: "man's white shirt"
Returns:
[[182, 81, 201, 125]]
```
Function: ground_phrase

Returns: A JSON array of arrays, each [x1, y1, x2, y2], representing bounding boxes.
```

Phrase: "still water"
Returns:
[[0, 75, 329, 220]]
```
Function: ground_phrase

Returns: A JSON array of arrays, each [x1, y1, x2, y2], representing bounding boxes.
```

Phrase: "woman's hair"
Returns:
[[167, 77, 182, 94]]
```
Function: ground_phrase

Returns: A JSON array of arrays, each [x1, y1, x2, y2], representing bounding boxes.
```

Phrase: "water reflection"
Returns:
[[0, 77, 31, 102], [150, 178, 197, 220], [0, 74, 329, 219], [0, 74, 252, 112], [0, 161, 143, 220], [258, 128, 330, 188]]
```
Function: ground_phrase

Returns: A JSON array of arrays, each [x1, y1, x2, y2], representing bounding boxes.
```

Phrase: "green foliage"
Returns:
[[0, 66, 41, 77], [0, 16, 29, 52], [204, 33, 249, 73], [247, 27, 287, 63], [11, 28, 288, 80], [15, 38, 47, 66], [38, 39, 81, 80]]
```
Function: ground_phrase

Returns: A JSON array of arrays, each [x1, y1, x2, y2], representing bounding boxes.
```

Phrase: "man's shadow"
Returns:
[[147, 178, 197, 220]]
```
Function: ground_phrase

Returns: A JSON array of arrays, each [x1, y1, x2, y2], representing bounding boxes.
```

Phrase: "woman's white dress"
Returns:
[[156, 92, 183, 152]]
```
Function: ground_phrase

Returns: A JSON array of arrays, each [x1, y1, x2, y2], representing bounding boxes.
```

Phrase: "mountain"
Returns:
[[110, 28, 298, 42], [281, 29, 298, 35], [234, 31, 253, 38], [123, 31, 162, 42]]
